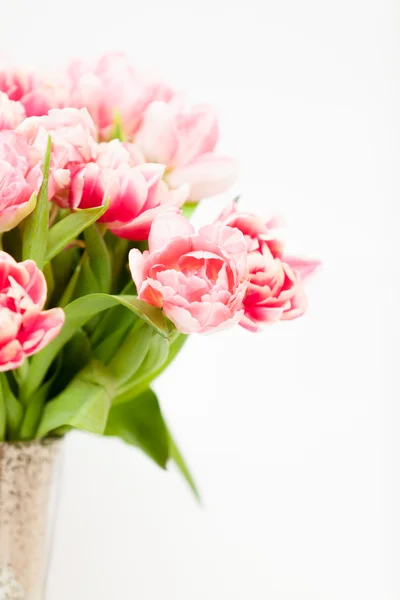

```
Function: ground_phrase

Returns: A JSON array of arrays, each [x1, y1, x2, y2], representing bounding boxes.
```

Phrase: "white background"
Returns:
[[1, 0, 399, 598]]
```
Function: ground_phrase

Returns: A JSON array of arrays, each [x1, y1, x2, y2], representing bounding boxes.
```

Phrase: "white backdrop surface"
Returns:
[[1, 1, 398, 598]]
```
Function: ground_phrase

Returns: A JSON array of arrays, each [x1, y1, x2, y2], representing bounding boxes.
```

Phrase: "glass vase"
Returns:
[[0, 439, 63, 600]]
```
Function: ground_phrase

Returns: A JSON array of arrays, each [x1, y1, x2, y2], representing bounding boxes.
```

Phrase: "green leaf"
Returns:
[[50, 246, 80, 307], [110, 111, 125, 141], [84, 224, 111, 293], [110, 237, 130, 294], [36, 361, 115, 439], [2, 226, 23, 262], [0, 377, 5, 441], [73, 255, 101, 298], [108, 322, 154, 385], [1, 375, 23, 441], [91, 301, 136, 348], [22, 137, 51, 268], [19, 354, 63, 440], [105, 388, 169, 468], [114, 333, 187, 405], [43, 262, 55, 305], [50, 329, 91, 398], [58, 253, 85, 307], [21, 293, 169, 399], [19, 384, 50, 441], [168, 430, 200, 501], [181, 202, 198, 220], [46, 203, 108, 262], [93, 320, 135, 364]]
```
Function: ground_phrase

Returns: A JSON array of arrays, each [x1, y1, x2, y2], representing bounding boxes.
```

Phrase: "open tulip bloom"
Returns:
[[0, 53, 319, 494]]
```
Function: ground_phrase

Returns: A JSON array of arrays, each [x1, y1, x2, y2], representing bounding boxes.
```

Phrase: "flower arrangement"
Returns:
[[0, 53, 319, 492]]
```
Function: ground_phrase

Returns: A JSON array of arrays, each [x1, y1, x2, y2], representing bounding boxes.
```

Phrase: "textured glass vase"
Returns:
[[0, 439, 63, 600]]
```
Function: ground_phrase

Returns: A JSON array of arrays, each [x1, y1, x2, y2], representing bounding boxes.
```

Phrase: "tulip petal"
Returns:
[[284, 256, 321, 282], [135, 101, 178, 164], [148, 212, 195, 253], [110, 205, 181, 241], [166, 154, 238, 201]]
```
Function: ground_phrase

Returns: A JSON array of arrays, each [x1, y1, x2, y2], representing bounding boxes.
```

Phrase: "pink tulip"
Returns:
[[0, 64, 33, 104], [217, 202, 320, 331], [0, 131, 42, 232], [0, 92, 26, 130], [0, 63, 65, 117], [135, 101, 238, 201], [129, 213, 248, 334], [17, 107, 97, 202], [70, 139, 188, 240], [0, 252, 65, 371], [66, 53, 175, 140]]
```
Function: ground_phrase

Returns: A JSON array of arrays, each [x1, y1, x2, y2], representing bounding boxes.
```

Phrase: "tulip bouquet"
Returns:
[[0, 53, 319, 492]]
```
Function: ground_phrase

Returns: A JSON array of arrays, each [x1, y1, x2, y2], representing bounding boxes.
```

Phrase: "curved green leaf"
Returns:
[[22, 137, 51, 268], [84, 224, 111, 293], [168, 430, 200, 501], [21, 294, 169, 399], [105, 388, 169, 468], [181, 202, 197, 220], [36, 361, 115, 439], [108, 322, 154, 385], [46, 203, 108, 262], [114, 333, 187, 405], [3, 381, 23, 441]]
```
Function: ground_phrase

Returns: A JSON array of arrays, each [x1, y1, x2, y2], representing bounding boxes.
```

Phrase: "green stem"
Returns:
[[12, 359, 29, 388], [19, 390, 46, 440], [0, 378, 5, 441], [1, 372, 24, 440]]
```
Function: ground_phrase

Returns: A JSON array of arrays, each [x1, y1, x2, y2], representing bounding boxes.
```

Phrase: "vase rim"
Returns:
[[0, 437, 63, 447]]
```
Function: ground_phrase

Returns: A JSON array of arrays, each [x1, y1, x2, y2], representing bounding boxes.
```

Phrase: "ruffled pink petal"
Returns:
[[0, 309, 21, 345], [199, 224, 247, 277], [109, 205, 181, 241], [135, 101, 178, 164], [19, 308, 65, 356], [128, 248, 146, 291], [148, 212, 195, 253], [0, 339, 24, 371], [139, 279, 164, 309], [239, 313, 261, 333], [284, 256, 321, 282], [281, 286, 308, 320], [70, 162, 106, 210], [0, 192, 36, 233], [166, 154, 238, 201], [163, 303, 201, 334], [19, 259, 47, 310], [189, 301, 233, 332]]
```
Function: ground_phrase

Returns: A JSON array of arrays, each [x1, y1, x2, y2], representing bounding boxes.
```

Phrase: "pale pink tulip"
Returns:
[[0, 252, 64, 371], [129, 213, 248, 334], [70, 139, 188, 240], [66, 53, 175, 140], [217, 202, 320, 331], [0, 93, 26, 130], [0, 131, 42, 232], [0, 63, 65, 117], [17, 107, 97, 202], [135, 101, 238, 201], [0, 64, 33, 104]]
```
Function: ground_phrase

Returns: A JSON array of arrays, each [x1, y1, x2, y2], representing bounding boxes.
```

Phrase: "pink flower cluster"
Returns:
[[130, 214, 248, 333], [130, 210, 319, 334], [217, 203, 320, 331], [0, 52, 319, 362], [0, 253, 64, 371], [0, 53, 240, 240]]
